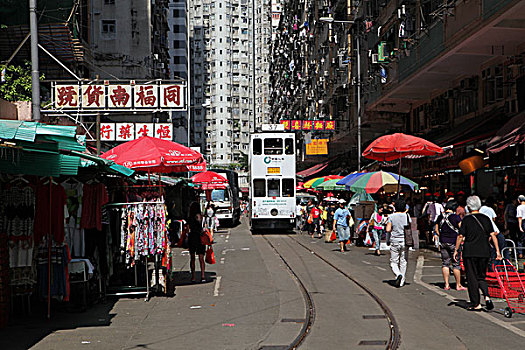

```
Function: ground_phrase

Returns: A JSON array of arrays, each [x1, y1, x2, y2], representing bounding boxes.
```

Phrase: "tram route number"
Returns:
[[267, 167, 281, 174]]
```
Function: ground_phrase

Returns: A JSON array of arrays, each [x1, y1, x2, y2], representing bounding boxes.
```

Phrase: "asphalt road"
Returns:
[[1, 220, 525, 349]]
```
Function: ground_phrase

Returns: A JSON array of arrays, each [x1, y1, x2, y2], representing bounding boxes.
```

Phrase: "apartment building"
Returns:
[[168, 0, 190, 144], [189, 0, 258, 168]]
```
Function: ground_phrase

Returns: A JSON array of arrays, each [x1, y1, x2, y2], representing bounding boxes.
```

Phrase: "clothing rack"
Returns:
[[105, 256, 150, 302]]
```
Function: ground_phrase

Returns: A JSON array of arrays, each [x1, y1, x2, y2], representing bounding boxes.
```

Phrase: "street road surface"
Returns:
[[1, 220, 525, 349]]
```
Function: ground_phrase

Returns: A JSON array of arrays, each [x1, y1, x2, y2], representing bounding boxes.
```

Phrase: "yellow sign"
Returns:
[[267, 167, 281, 174], [306, 139, 329, 155]]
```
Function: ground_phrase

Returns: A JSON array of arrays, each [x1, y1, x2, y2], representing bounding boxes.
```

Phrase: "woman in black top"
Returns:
[[188, 202, 206, 282], [454, 196, 502, 311]]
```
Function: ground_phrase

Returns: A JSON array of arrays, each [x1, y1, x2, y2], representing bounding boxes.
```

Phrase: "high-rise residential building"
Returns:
[[189, 0, 260, 169], [90, 0, 169, 80], [254, 0, 272, 127], [168, 0, 190, 145]]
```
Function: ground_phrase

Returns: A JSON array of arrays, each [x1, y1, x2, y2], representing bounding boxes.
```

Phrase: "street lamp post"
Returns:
[[318, 17, 360, 171]]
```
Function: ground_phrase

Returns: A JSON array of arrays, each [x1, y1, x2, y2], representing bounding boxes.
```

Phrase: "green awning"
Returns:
[[74, 151, 134, 177]]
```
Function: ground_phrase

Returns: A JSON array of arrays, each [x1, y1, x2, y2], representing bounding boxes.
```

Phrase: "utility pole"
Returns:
[[356, 35, 361, 171], [29, 0, 41, 121], [186, 0, 191, 147]]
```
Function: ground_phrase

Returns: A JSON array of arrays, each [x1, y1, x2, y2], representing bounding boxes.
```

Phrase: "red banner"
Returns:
[[291, 120, 302, 130], [280, 120, 291, 130], [302, 120, 313, 130]]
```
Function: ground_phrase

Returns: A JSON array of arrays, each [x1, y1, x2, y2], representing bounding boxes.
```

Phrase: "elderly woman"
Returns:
[[454, 196, 502, 311]]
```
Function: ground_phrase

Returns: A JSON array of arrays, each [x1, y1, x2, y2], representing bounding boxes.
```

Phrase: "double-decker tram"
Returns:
[[249, 127, 296, 231]]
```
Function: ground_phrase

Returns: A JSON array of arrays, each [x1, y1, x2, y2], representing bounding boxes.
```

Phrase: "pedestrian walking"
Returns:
[[333, 199, 352, 252], [368, 206, 386, 256], [309, 203, 321, 238], [517, 195, 525, 258], [204, 202, 217, 241], [188, 202, 207, 283], [385, 199, 411, 287], [453, 196, 502, 311], [434, 200, 466, 291], [504, 197, 519, 248]]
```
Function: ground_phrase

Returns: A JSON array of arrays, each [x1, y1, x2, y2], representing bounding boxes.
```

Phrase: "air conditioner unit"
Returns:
[[371, 54, 379, 64]]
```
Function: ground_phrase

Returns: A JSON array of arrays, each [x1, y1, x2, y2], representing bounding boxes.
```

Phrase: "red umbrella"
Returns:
[[362, 133, 443, 161], [362, 133, 443, 196], [101, 136, 204, 173], [191, 171, 228, 191]]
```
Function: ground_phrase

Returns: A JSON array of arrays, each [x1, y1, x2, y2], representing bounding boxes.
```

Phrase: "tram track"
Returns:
[[261, 234, 401, 350]]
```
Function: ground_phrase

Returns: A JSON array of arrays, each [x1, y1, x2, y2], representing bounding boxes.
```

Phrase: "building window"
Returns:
[[173, 9, 184, 17], [101, 20, 116, 37], [104, 0, 115, 4], [173, 25, 185, 33], [173, 40, 185, 48]]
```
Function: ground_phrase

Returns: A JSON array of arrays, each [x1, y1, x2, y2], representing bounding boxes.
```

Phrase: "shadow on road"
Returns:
[[0, 299, 118, 350]]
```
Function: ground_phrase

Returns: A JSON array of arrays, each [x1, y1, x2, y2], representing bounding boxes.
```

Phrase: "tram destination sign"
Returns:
[[51, 80, 186, 112]]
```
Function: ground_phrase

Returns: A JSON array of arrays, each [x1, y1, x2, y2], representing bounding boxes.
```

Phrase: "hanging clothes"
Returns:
[[80, 183, 109, 231], [34, 182, 67, 245], [62, 181, 85, 257], [36, 242, 71, 301]]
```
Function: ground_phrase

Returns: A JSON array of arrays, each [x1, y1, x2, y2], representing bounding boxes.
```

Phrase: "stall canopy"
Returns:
[[101, 136, 205, 173], [0, 120, 133, 177], [487, 112, 525, 154], [297, 161, 330, 177]]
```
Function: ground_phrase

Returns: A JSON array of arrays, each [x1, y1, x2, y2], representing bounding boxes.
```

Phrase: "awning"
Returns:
[[297, 161, 330, 177], [487, 112, 525, 154]]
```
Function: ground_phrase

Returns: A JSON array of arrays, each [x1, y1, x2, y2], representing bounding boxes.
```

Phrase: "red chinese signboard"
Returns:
[[314, 120, 324, 130], [291, 120, 301, 130], [100, 123, 116, 141], [154, 124, 173, 140], [325, 120, 335, 130], [302, 120, 313, 130], [134, 85, 158, 108], [161, 85, 183, 108], [280, 120, 291, 130]]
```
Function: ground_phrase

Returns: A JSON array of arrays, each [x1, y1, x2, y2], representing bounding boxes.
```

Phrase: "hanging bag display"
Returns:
[[205, 246, 216, 264], [201, 219, 213, 245]]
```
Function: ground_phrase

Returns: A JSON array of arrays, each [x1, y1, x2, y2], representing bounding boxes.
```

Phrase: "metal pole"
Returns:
[[29, 0, 41, 121], [96, 112, 101, 155], [356, 35, 361, 171], [186, 0, 191, 146], [252, 0, 256, 131]]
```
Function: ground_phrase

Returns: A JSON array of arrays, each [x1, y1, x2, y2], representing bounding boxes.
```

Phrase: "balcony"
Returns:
[[368, 0, 525, 112]]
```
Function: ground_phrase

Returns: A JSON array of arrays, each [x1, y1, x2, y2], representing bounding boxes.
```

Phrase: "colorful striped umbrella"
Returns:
[[347, 171, 418, 194], [316, 179, 346, 191], [303, 175, 343, 189], [336, 172, 367, 186]]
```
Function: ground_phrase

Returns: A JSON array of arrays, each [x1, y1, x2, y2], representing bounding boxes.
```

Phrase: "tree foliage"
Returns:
[[0, 61, 43, 102]]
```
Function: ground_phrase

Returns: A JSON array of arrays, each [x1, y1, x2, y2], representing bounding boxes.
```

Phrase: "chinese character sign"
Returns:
[[314, 120, 324, 130], [54, 82, 185, 110], [291, 120, 301, 130], [116, 123, 135, 141], [280, 120, 291, 130], [82, 85, 105, 108], [100, 123, 116, 141], [136, 123, 154, 138], [108, 85, 132, 108], [134, 85, 158, 108], [55, 85, 79, 108], [306, 139, 329, 155], [154, 123, 173, 140], [325, 121, 335, 130], [161, 85, 183, 108], [302, 120, 313, 130]]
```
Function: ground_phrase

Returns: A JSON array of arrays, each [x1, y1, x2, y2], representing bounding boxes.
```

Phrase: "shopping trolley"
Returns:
[[493, 259, 525, 318]]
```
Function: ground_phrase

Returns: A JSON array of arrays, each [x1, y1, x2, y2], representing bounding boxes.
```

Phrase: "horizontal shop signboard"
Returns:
[[52, 81, 186, 111], [100, 123, 173, 141], [280, 120, 335, 131]]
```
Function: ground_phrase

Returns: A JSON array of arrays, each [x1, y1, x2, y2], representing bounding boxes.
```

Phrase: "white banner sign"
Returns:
[[100, 123, 173, 141], [53, 81, 185, 111]]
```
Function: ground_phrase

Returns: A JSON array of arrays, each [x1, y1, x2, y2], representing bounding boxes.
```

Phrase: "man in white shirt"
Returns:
[[517, 195, 525, 258]]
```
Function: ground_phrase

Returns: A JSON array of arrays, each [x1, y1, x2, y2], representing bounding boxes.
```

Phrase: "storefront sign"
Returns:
[[100, 123, 173, 141], [53, 81, 186, 111], [280, 120, 336, 131], [306, 139, 329, 155]]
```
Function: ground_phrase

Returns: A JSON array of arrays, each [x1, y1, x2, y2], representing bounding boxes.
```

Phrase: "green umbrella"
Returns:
[[316, 179, 346, 191]]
